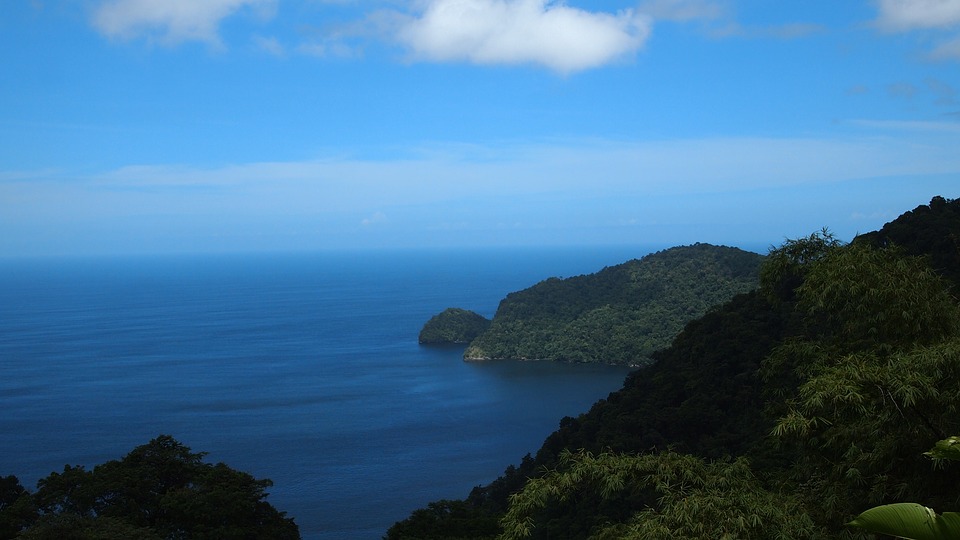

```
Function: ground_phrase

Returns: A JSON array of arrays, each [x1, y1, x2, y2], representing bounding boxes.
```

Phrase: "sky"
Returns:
[[2, 0, 960, 256]]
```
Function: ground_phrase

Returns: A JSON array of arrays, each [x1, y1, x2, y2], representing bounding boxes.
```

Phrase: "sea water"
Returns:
[[0, 246, 653, 539]]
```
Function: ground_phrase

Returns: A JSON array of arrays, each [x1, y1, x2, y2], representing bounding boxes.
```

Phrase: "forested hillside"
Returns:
[[857, 195, 960, 288], [388, 196, 960, 539], [464, 243, 764, 366]]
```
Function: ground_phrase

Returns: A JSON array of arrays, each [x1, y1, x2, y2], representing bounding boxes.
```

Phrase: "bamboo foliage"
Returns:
[[764, 238, 960, 524], [499, 450, 820, 540]]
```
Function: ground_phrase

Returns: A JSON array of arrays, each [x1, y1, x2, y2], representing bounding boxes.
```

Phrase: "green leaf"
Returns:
[[925, 436, 960, 462], [848, 503, 960, 540]]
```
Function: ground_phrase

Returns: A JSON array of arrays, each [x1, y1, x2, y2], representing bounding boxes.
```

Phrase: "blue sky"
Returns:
[[2, 0, 960, 256]]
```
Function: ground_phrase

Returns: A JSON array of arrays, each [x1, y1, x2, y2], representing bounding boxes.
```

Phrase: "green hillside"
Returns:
[[388, 196, 960, 539], [464, 243, 765, 366]]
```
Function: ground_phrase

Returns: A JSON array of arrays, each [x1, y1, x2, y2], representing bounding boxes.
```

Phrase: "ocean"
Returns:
[[0, 246, 653, 539]]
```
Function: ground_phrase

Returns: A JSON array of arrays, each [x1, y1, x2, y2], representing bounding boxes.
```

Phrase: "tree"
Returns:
[[33, 465, 96, 518], [0, 475, 36, 539], [758, 228, 843, 305], [384, 500, 499, 540], [16, 514, 163, 540], [22, 435, 300, 540]]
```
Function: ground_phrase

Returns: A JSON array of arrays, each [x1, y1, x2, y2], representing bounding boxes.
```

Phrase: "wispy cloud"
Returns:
[[393, 0, 652, 74], [361, 211, 388, 226], [873, 0, 960, 60], [931, 33, 960, 59], [5, 132, 959, 254], [888, 81, 918, 99], [850, 210, 897, 221], [253, 35, 285, 56], [296, 37, 364, 59], [17, 132, 960, 203], [635, 0, 823, 41], [848, 118, 960, 133], [927, 77, 958, 104], [882, 79, 957, 107], [636, 0, 724, 22], [847, 84, 870, 95], [708, 21, 826, 40], [91, 0, 277, 46], [874, 0, 960, 31]]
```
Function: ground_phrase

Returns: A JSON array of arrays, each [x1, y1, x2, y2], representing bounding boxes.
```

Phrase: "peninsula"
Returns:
[[462, 243, 764, 366]]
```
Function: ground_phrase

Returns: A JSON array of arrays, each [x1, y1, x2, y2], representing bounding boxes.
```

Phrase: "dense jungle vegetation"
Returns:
[[463, 244, 765, 366], [388, 196, 960, 539], [0, 436, 299, 540]]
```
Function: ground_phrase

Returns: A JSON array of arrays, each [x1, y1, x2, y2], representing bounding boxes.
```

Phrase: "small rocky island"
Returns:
[[418, 308, 491, 345]]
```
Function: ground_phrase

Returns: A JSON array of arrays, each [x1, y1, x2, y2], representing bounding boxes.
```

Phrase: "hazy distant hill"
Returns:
[[463, 243, 765, 366]]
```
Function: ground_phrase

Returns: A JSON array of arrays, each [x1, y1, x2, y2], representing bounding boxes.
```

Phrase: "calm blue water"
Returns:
[[0, 246, 649, 539]]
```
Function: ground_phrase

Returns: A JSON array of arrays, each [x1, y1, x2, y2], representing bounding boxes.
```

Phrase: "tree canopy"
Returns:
[[1, 436, 300, 540]]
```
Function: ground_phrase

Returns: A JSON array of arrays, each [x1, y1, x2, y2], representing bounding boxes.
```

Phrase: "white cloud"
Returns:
[[874, 0, 960, 31], [92, 0, 276, 46], [395, 0, 652, 73]]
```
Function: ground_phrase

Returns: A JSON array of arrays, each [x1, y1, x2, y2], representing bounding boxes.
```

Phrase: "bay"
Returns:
[[0, 246, 654, 539]]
